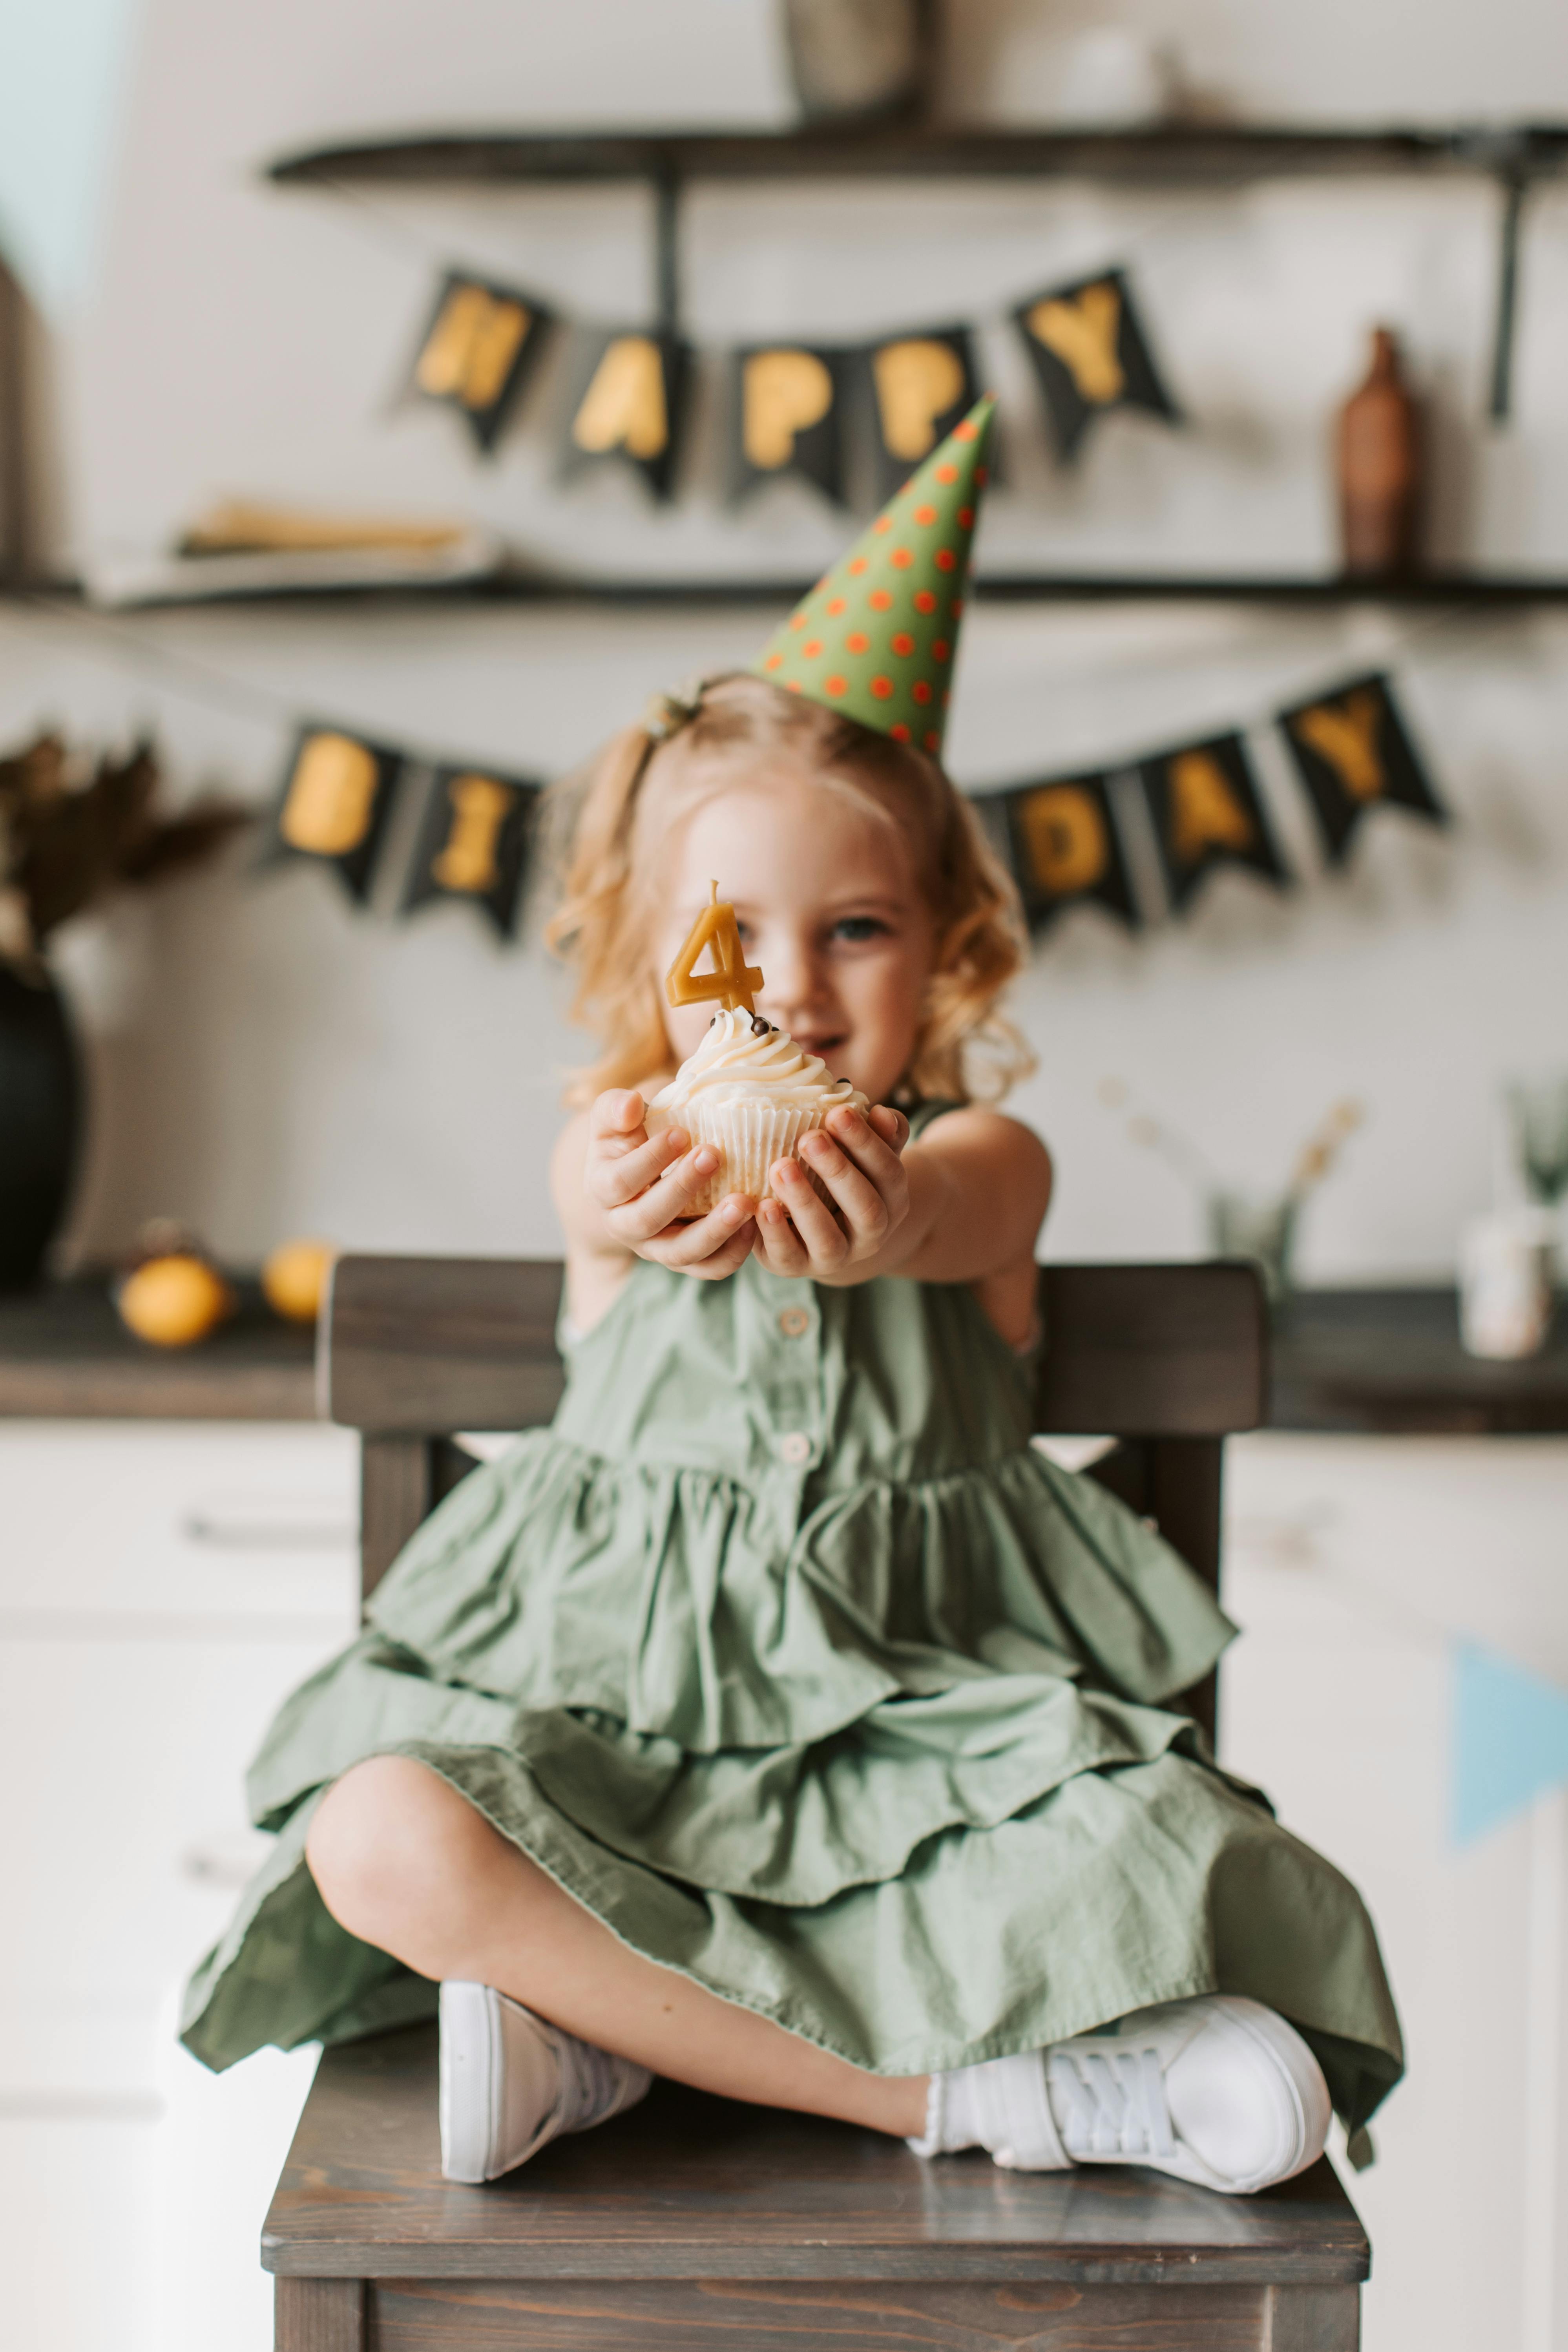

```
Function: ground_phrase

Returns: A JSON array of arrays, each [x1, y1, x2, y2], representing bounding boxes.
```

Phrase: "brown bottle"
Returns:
[[1336, 327, 1422, 577]]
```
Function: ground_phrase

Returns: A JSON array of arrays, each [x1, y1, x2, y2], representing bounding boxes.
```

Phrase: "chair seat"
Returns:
[[265, 2025, 1367, 2352]]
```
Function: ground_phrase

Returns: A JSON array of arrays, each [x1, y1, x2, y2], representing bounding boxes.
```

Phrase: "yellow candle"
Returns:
[[666, 880, 765, 1014]]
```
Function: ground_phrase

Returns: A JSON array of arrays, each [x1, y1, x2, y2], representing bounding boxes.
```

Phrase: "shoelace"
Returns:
[[1046, 2044, 1177, 2161], [553, 2027, 639, 2133]]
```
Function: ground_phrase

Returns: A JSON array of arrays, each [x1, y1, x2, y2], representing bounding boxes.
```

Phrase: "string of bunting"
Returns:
[[5, 595, 1451, 946], [260, 726, 543, 938], [0, 598, 547, 942], [976, 668, 1448, 934], [407, 261, 1181, 497], [257, 662, 1444, 939]]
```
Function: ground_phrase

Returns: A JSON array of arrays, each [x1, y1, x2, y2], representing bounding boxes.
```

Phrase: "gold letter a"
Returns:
[[573, 338, 668, 460], [1168, 752, 1255, 867]]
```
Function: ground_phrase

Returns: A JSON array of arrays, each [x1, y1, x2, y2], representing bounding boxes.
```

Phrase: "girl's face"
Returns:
[[653, 763, 935, 1105]]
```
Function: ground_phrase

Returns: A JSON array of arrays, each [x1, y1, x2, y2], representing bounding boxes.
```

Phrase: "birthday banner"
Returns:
[[262, 724, 542, 935], [979, 670, 1446, 933], [730, 344, 849, 506], [1012, 269, 1181, 465], [405, 264, 1171, 498], [561, 328, 692, 502], [401, 763, 540, 939], [260, 725, 408, 904], [992, 771, 1139, 933], [1140, 732, 1289, 913], [1277, 671, 1448, 865], [255, 668, 1443, 942], [410, 273, 554, 454]]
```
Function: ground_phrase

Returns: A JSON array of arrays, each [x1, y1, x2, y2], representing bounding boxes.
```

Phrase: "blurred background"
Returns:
[[3, 3, 1568, 2348], [2, 0, 1565, 1273]]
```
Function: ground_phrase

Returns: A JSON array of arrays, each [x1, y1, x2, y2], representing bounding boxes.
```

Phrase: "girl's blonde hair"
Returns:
[[543, 672, 1034, 1107]]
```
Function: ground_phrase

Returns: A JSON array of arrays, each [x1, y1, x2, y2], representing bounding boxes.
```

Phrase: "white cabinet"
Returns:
[[1222, 1433, 1568, 2352], [0, 1420, 360, 2352], [0, 1420, 359, 1629]]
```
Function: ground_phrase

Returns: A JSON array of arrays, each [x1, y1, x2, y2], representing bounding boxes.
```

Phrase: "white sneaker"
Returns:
[[1037, 1994, 1331, 2194], [907, 1994, 1331, 2196], [438, 1981, 653, 2184]]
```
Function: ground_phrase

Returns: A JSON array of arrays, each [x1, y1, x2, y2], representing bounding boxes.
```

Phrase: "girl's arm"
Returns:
[[555, 1090, 1052, 1344], [755, 1102, 1051, 1318]]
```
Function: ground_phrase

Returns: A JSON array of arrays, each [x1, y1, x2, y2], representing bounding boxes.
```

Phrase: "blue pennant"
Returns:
[[1452, 1641, 1568, 1846]]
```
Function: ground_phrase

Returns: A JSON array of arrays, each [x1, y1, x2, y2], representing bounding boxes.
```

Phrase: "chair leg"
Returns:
[[274, 2277, 364, 2352], [1263, 2283, 1359, 2350]]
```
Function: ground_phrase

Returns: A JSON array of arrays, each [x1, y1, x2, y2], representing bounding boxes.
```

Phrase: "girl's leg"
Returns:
[[305, 1753, 927, 2140]]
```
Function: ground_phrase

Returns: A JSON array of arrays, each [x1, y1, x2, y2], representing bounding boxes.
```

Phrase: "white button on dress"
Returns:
[[778, 1431, 812, 1466]]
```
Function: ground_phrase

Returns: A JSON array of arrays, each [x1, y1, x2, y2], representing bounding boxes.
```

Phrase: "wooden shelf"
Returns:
[[0, 1277, 318, 1421], [259, 117, 1561, 429], [266, 120, 1568, 191], [5, 1276, 1564, 1434], [1269, 1286, 1568, 1436], [12, 573, 1568, 615]]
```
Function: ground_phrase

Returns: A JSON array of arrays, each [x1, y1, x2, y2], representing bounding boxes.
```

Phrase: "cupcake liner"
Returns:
[[679, 1101, 830, 1215]]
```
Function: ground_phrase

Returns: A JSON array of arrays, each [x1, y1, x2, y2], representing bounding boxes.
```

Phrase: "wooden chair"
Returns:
[[265, 1256, 1369, 2351]]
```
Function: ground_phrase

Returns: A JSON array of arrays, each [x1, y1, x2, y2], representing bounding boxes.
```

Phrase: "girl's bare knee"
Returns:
[[305, 1754, 487, 1949]]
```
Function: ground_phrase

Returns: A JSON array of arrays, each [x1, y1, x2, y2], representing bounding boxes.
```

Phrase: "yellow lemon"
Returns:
[[262, 1238, 337, 1326], [119, 1255, 235, 1348]]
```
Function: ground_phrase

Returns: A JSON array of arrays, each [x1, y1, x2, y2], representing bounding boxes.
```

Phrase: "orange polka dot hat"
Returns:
[[749, 394, 995, 758]]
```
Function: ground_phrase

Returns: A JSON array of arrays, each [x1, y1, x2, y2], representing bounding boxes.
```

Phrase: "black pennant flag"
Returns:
[[401, 766, 540, 940], [411, 272, 551, 455], [1276, 672, 1447, 866], [262, 725, 404, 905], [1013, 268, 1179, 466], [561, 328, 690, 500], [1139, 732, 1288, 911], [991, 772, 1140, 931], [859, 327, 980, 500], [730, 345, 848, 505]]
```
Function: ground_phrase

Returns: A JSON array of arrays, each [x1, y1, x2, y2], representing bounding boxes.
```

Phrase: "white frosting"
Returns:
[[649, 1008, 868, 1116]]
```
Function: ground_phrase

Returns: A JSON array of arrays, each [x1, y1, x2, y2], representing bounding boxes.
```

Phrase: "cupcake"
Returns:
[[645, 1008, 869, 1215]]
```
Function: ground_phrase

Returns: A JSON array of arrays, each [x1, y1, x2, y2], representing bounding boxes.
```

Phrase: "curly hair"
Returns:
[[543, 673, 1034, 1107]]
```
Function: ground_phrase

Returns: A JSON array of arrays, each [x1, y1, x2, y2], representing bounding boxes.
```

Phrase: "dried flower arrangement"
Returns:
[[0, 732, 250, 970], [1099, 1081, 1364, 1201], [1098, 1080, 1365, 1297]]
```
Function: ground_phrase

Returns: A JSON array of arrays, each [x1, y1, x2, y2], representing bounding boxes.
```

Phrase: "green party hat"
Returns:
[[750, 394, 995, 757]]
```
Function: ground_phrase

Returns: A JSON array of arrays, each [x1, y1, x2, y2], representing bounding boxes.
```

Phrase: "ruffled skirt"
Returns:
[[180, 1432, 1403, 2133]]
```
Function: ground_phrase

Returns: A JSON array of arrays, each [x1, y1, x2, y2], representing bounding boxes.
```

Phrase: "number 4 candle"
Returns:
[[666, 881, 765, 1015]]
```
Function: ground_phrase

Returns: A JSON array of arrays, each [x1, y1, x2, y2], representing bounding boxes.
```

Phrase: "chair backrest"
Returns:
[[322, 1256, 1266, 1742]]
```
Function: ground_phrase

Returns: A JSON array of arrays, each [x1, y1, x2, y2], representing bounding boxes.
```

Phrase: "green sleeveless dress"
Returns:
[[181, 1125, 1402, 2134]]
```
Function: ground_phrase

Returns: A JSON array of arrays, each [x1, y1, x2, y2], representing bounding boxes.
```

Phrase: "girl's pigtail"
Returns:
[[544, 721, 655, 960], [544, 720, 674, 1107]]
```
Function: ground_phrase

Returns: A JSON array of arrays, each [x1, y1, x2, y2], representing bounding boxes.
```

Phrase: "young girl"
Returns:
[[182, 404, 1401, 2195]]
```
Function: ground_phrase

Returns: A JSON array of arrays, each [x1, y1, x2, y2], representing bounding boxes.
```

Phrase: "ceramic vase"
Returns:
[[1459, 1211, 1556, 1360], [1207, 1191, 1298, 1304], [1336, 326, 1422, 577], [0, 959, 80, 1290], [782, 0, 935, 121]]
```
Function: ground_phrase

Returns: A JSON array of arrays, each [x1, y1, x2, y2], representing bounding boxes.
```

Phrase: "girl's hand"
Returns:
[[584, 1089, 758, 1280], [752, 1104, 909, 1282]]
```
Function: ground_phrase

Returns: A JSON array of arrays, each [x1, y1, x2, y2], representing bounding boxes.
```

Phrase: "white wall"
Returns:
[[5, 0, 1568, 1276], [946, 0, 1568, 126]]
